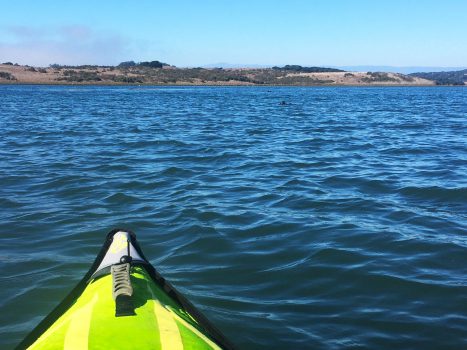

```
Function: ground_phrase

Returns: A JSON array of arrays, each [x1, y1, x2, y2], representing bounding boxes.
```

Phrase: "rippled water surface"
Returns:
[[1, 85, 466, 349]]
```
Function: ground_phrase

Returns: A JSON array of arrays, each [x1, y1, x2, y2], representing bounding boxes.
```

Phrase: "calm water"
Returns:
[[1, 85, 466, 349]]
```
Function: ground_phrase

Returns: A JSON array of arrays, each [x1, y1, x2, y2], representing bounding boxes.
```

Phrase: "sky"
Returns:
[[1, 0, 466, 68]]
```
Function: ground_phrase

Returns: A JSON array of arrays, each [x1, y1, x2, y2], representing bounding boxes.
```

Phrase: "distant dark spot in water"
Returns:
[[280, 100, 288, 105]]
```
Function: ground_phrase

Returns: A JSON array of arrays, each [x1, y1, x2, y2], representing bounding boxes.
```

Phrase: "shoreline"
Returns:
[[0, 81, 455, 87]]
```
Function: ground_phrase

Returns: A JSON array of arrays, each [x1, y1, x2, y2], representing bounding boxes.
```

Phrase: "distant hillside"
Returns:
[[409, 69, 467, 85], [0, 61, 434, 86]]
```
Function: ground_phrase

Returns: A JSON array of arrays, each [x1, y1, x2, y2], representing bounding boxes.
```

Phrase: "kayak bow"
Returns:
[[16, 229, 235, 350]]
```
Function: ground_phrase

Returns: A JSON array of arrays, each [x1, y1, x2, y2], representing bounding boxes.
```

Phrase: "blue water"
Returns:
[[0, 85, 466, 349]]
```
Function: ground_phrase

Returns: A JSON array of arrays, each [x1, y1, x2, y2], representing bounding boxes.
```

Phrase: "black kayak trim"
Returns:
[[15, 228, 236, 350]]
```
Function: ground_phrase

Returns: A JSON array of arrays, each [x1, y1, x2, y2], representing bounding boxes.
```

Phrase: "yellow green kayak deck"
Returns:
[[16, 230, 234, 350]]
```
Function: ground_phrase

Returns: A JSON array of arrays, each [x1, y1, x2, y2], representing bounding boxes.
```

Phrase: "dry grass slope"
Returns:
[[0, 64, 435, 86]]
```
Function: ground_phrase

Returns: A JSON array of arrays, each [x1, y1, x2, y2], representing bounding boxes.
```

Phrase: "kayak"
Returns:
[[16, 229, 235, 350]]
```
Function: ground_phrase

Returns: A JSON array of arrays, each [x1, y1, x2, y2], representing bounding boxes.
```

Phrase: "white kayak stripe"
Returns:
[[64, 293, 98, 350]]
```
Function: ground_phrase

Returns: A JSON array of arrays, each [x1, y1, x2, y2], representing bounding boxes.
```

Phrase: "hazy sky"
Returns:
[[1, 0, 466, 67]]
